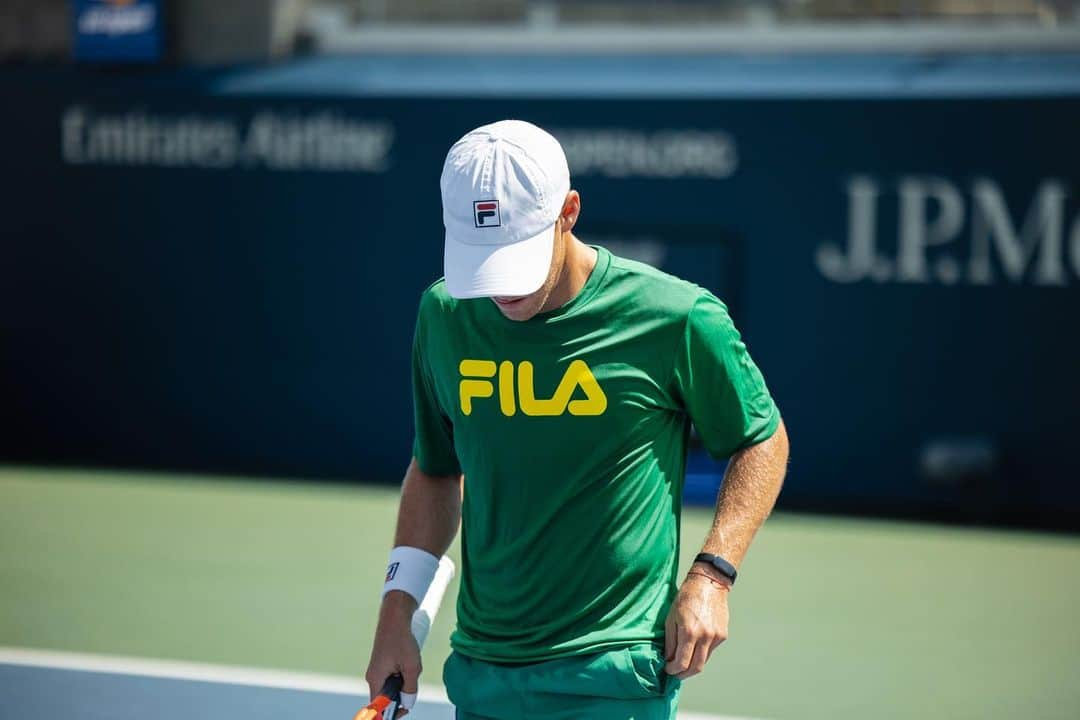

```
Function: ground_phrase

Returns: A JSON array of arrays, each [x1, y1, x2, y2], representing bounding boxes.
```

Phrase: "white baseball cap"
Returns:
[[440, 120, 571, 299]]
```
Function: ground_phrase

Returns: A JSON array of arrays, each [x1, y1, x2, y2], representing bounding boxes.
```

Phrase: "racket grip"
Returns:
[[380, 673, 404, 701]]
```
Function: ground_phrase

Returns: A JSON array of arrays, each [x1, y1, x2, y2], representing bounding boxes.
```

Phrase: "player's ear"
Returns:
[[560, 190, 581, 234]]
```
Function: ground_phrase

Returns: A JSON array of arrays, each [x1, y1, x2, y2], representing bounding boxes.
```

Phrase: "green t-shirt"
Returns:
[[411, 246, 779, 663]]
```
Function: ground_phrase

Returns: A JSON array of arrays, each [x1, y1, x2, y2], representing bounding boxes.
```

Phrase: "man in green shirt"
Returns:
[[365, 120, 789, 719]]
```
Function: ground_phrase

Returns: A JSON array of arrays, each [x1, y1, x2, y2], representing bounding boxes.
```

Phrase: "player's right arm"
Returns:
[[364, 458, 462, 715], [367, 292, 462, 713]]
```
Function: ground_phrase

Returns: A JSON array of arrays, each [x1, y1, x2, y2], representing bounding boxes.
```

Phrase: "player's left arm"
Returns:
[[664, 420, 788, 679]]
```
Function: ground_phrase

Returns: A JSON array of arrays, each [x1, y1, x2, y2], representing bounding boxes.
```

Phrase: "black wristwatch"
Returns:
[[694, 553, 738, 585]]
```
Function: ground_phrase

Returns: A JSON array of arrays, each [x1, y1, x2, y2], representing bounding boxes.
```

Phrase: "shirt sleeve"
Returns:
[[672, 292, 780, 460], [410, 304, 461, 477]]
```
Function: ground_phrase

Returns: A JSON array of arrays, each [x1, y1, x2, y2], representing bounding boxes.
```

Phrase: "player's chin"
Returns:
[[492, 297, 539, 321]]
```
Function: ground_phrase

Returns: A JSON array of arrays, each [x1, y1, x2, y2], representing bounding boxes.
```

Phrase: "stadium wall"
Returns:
[[3, 55, 1078, 526]]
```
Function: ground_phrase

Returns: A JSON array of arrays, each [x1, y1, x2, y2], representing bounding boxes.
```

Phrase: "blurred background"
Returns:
[[2, 2, 1079, 719]]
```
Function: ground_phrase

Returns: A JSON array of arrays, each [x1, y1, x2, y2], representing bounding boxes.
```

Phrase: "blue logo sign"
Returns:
[[74, 0, 162, 63]]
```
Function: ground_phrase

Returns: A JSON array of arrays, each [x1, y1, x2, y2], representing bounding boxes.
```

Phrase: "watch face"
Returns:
[[695, 553, 736, 581], [707, 555, 736, 580]]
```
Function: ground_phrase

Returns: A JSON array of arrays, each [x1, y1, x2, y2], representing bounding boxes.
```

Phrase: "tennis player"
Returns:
[[365, 120, 789, 719]]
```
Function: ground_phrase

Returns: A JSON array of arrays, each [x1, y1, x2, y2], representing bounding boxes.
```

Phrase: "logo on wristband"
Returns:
[[386, 562, 399, 581]]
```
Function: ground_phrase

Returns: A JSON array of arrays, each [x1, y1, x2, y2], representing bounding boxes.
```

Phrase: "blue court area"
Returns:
[[0, 651, 455, 720], [0, 649, 742, 720]]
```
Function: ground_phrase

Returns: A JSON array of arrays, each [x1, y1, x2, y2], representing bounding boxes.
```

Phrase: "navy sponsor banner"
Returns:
[[3, 58, 1079, 526], [74, 0, 162, 63]]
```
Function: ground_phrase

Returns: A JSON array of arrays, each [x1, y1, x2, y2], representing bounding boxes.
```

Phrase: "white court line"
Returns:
[[0, 646, 449, 704], [0, 646, 759, 720]]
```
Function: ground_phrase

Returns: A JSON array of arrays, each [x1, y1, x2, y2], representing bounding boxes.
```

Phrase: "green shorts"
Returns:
[[443, 643, 681, 720]]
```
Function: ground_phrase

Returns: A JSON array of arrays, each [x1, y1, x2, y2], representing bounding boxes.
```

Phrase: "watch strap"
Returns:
[[693, 552, 738, 584]]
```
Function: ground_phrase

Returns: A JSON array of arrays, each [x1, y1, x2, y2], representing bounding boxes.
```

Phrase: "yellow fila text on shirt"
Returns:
[[458, 359, 607, 417]]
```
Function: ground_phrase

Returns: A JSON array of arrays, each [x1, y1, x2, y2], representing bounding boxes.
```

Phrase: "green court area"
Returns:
[[2, 466, 1078, 720]]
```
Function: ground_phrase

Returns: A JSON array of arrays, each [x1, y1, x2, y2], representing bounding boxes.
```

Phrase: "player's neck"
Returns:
[[541, 236, 598, 313]]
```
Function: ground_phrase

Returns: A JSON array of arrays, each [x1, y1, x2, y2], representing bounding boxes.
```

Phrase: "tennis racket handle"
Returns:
[[351, 674, 403, 720], [380, 673, 404, 701]]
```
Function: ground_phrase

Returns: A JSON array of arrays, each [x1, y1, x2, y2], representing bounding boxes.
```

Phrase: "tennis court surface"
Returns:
[[0, 648, 742, 720], [1, 647, 451, 719], [3, 467, 1080, 720]]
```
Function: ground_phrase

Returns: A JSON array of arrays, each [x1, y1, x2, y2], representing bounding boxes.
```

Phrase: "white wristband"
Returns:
[[398, 691, 417, 710], [382, 546, 440, 605]]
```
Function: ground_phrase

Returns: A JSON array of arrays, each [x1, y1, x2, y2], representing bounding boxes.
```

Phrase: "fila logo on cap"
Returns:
[[473, 200, 501, 228]]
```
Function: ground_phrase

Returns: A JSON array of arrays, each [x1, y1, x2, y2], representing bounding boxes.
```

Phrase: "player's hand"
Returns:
[[364, 592, 422, 718], [663, 568, 731, 680]]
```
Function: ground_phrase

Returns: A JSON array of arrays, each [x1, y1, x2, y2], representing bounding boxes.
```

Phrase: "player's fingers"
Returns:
[[363, 666, 391, 701], [710, 625, 729, 650], [678, 634, 713, 680], [664, 624, 695, 676], [400, 660, 422, 694]]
